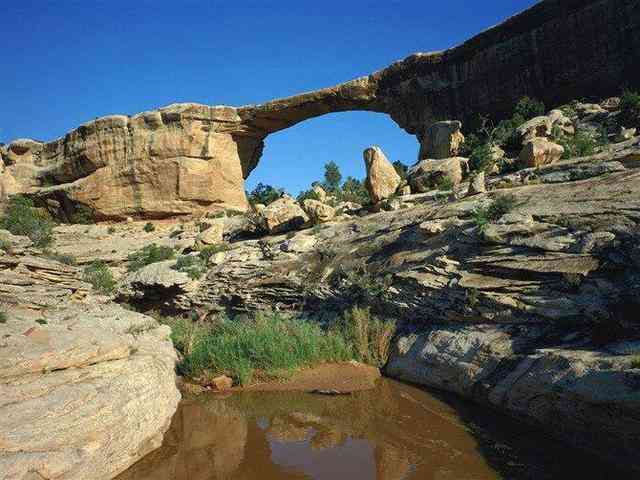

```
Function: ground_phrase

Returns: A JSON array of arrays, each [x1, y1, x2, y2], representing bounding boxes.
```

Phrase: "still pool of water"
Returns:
[[117, 378, 629, 480]]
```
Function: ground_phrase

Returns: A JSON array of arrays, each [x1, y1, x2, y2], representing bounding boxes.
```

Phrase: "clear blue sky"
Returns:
[[2, 0, 537, 194]]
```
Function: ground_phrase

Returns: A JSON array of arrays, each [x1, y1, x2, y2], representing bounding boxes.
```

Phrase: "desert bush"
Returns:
[[143, 222, 155, 233], [0, 310, 7, 324], [0, 195, 53, 247], [513, 96, 545, 120], [296, 188, 321, 203], [468, 142, 495, 173], [558, 130, 597, 159], [631, 355, 640, 369], [339, 176, 371, 205], [173, 255, 207, 280], [335, 306, 396, 368], [0, 237, 11, 252], [619, 89, 640, 129], [472, 194, 518, 231], [68, 205, 95, 225], [436, 176, 454, 191], [127, 243, 175, 271], [247, 183, 283, 206], [83, 261, 116, 294], [108, 226, 117, 235]]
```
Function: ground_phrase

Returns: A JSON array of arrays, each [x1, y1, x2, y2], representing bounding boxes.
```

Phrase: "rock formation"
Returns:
[[0, 300, 180, 480], [418, 121, 465, 160], [2, 0, 638, 219], [363, 146, 401, 203]]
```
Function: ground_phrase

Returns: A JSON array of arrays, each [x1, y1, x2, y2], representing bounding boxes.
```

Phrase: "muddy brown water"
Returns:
[[118, 378, 631, 480]]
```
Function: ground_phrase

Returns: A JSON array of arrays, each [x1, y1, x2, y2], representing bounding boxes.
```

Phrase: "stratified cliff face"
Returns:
[[2, 0, 638, 219]]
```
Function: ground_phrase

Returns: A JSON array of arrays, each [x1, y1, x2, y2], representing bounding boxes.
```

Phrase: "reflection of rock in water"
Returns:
[[267, 417, 312, 443], [375, 445, 412, 480], [116, 399, 247, 480]]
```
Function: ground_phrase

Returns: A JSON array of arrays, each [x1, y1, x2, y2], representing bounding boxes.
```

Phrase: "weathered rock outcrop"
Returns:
[[0, 301, 180, 480], [363, 146, 401, 203], [3, 0, 638, 219]]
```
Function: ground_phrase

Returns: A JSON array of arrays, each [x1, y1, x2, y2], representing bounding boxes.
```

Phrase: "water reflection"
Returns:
[[117, 379, 629, 480]]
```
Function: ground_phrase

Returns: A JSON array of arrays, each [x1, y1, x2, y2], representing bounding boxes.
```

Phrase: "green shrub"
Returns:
[[36, 319, 47, 325], [339, 176, 370, 205], [83, 261, 116, 294], [108, 226, 117, 235], [247, 183, 283, 206], [296, 188, 321, 204], [127, 243, 175, 272], [0, 310, 7, 324], [436, 176, 454, 191], [173, 255, 207, 280], [469, 143, 496, 173], [335, 306, 396, 368], [170, 312, 353, 385], [472, 194, 518, 231], [143, 222, 155, 233], [558, 131, 596, 159], [68, 205, 95, 225], [513, 96, 546, 120], [198, 243, 231, 263], [619, 90, 640, 129], [630, 355, 640, 369], [0, 195, 53, 247]]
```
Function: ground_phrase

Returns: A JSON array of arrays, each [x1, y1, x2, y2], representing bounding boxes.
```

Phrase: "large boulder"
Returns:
[[196, 219, 224, 246], [302, 199, 335, 224], [407, 157, 464, 193], [0, 303, 180, 480], [418, 121, 465, 160], [363, 146, 401, 203], [519, 138, 565, 168], [259, 197, 309, 234], [312, 184, 328, 203]]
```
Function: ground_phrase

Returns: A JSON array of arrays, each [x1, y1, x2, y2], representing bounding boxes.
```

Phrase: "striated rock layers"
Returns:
[[0, 302, 181, 480], [2, 0, 638, 219]]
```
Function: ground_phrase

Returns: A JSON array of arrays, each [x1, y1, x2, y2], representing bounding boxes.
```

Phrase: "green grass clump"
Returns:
[[143, 222, 156, 233], [472, 194, 519, 232], [0, 195, 53, 247], [630, 355, 640, 369], [0, 310, 7, 324], [83, 261, 116, 294], [173, 255, 207, 280], [127, 243, 175, 272], [335, 306, 396, 368], [170, 312, 354, 386]]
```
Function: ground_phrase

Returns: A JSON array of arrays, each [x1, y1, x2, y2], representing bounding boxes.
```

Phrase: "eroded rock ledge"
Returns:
[[0, 259, 180, 480], [2, 0, 638, 219]]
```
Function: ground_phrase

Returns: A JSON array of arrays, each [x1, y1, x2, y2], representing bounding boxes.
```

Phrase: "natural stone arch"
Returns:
[[1, 0, 638, 219]]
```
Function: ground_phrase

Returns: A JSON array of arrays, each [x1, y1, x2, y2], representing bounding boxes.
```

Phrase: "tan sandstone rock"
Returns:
[[519, 138, 565, 168], [302, 199, 335, 224], [259, 197, 309, 234], [418, 121, 465, 160], [197, 220, 224, 246], [363, 146, 401, 203], [407, 157, 464, 192], [468, 171, 486, 195], [0, 303, 180, 480]]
